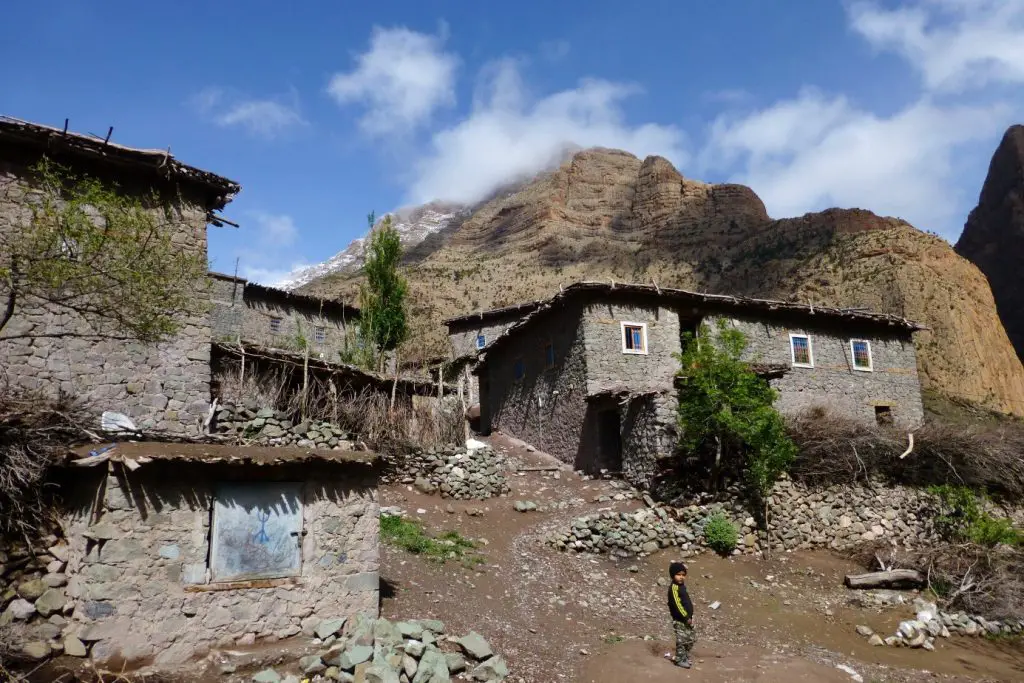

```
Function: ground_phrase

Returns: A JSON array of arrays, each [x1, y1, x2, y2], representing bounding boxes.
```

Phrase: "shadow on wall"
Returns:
[[577, 399, 623, 474]]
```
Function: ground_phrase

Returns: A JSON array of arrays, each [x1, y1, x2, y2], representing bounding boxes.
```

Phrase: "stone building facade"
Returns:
[[56, 443, 379, 667], [475, 282, 925, 488], [210, 272, 358, 361], [0, 117, 239, 434]]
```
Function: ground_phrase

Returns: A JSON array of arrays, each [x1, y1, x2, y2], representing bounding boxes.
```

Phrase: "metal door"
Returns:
[[209, 481, 303, 582]]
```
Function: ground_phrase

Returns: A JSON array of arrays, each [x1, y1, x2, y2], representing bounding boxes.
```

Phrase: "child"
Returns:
[[667, 561, 695, 668]]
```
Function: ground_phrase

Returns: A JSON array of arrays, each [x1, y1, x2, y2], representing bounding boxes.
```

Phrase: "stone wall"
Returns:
[[55, 460, 379, 667], [211, 402, 356, 449], [482, 304, 592, 469], [619, 392, 678, 487], [448, 313, 526, 405], [0, 161, 212, 435], [582, 300, 685, 393], [712, 314, 925, 428], [210, 274, 355, 360]]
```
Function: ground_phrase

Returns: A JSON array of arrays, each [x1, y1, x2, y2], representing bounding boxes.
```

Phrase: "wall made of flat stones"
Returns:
[[620, 392, 678, 488], [448, 314, 526, 405], [581, 300, 683, 394], [483, 306, 591, 468], [209, 275, 354, 360], [0, 162, 211, 434], [58, 461, 379, 667], [709, 314, 925, 428]]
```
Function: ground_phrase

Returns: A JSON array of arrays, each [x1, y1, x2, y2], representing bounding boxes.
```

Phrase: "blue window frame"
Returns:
[[544, 341, 555, 369], [513, 357, 525, 380], [476, 334, 486, 350]]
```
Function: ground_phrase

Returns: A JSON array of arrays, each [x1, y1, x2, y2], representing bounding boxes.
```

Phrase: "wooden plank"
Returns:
[[843, 569, 924, 589]]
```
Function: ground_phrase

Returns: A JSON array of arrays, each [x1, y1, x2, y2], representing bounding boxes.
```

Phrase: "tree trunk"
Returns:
[[712, 435, 722, 491], [843, 570, 925, 589]]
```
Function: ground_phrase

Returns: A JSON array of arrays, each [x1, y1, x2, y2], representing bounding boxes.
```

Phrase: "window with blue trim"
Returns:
[[513, 357, 525, 380], [476, 334, 486, 350]]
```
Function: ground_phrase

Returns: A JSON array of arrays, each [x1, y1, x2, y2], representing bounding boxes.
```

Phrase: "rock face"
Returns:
[[957, 125, 1024, 367], [303, 148, 1024, 416]]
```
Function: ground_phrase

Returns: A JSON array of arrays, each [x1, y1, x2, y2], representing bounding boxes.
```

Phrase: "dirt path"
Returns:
[[380, 435, 1024, 683]]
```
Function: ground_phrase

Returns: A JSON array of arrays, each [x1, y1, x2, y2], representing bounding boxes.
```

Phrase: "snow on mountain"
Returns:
[[275, 201, 467, 291]]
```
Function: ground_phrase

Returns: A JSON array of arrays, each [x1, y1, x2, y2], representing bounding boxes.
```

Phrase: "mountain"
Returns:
[[300, 148, 1024, 416], [276, 201, 470, 290], [956, 125, 1024, 365]]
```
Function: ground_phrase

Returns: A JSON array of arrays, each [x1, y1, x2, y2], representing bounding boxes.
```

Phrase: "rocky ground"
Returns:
[[378, 434, 1024, 683]]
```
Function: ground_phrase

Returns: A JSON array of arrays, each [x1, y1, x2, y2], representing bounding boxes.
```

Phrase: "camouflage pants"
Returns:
[[673, 620, 696, 662]]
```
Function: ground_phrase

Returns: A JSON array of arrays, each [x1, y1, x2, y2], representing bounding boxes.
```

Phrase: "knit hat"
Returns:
[[669, 561, 687, 577]]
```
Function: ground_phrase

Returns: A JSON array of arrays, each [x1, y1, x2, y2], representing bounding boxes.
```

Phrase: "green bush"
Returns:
[[703, 513, 739, 555], [928, 485, 1021, 547]]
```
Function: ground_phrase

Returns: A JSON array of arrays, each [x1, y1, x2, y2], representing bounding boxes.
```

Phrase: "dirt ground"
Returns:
[[379, 434, 1024, 683]]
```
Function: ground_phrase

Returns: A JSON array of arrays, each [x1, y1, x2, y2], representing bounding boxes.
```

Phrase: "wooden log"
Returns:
[[843, 569, 925, 589]]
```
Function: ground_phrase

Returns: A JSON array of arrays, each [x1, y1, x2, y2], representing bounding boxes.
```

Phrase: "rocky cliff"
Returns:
[[302, 148, 1024, 415], [956, 125, 1024, 366]]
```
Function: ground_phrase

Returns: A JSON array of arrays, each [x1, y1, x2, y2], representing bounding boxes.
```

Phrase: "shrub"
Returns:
[[703, 513, 739, 555], [929, 485, 1021, 548]]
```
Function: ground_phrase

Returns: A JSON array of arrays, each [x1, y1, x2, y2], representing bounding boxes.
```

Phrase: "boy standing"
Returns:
[[667, 561, 695, 668]]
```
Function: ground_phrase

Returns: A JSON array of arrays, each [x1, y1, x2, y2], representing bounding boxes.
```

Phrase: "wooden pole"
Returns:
[[302, 345, 310, 419]]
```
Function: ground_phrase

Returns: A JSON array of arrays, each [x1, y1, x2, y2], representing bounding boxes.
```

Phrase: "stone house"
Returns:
[[53, 442, 379, 667], [474, 282, 925, 488], [210, 271, 359, 361], [0, 116, 239, 434], [444, 301, 542, 406]]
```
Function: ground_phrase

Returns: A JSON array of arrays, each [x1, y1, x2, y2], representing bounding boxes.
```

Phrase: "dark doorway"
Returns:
[[596, 409, 623, 472]]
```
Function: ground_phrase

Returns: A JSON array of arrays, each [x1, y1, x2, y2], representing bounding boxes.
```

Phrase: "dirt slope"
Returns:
[[957, 125, 1024, 366], [304, 149, 1024, 415]]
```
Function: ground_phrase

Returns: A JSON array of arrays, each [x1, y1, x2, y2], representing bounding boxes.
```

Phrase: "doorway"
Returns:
[[596, 408, 623, 472]]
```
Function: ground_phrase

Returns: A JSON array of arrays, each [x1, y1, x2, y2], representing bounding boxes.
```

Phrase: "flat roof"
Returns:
[[209, 271, 360, 319], [66, 441, 378, 468], [1, 116, 240, 210]]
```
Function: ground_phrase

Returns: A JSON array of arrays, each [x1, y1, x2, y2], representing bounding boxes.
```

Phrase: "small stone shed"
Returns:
[[52, 442, 380, 667], [210, 271, 360, 360], [474, 281, 925, 488]]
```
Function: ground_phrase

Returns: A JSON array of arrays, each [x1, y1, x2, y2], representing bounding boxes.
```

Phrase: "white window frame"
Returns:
[[850, 339, 873, 372], [620, 321, 648, 355], [476, 334, 486, 350], [789, 333, 814, 368]]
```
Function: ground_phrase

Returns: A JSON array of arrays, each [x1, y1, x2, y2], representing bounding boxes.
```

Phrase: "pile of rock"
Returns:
[[0, 538, 85, 661], [393, 444, 510, 500], [856, 599, 1024, 650], [213, 403, 355, 450], [250, 614, 508, 682]]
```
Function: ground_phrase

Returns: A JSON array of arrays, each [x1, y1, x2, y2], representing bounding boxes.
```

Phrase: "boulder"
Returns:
[[470, 656, 509, 681], [8, 598, 35, 620], [458, 632, 493, 660], [35, 588, 66, 617], [16, 578, 47, 601], [299, 655, 325, 674], [444, 652, 466, 674], [336, 644, 373, 670], [364, 663, 400, 683], [21, 641, 51, 661], [316, 617, 347, 640], [412, 648, 451, 683], [252, 669, 281, 683]]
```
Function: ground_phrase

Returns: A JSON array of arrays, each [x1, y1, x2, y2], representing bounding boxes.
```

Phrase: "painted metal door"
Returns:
[[210, 481, 303, 582]]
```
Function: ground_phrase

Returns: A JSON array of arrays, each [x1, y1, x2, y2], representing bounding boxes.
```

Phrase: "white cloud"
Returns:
[[408, 59, 687, 205], [240, 263, 313, 287], [192, 87, 306, 138], [249, 211, 299, 246], [700, 89, 1007, 235], [327, 26, 458, 137], [849, 0, 1024, 92]]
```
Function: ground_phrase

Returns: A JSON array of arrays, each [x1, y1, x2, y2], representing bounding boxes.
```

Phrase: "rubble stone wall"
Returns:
[[0, 161, 212, 435], [57, 461, 379, 667]]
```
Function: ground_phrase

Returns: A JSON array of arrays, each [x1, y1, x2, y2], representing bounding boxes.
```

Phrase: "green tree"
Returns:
[[0, 158, 209, 341], [675, 320, 796, 507], [358, 212, 408, 370]]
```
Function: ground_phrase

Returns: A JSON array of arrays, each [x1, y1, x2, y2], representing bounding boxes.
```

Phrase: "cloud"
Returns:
[[249, 211, 299, 246], [240, 263, 313, 287], [192, 87, 306, 138], [327, 26, 458, 137], [408, 59, 687, 205], [849, 0, 1024, 92], [699, 88, 1007, 235]]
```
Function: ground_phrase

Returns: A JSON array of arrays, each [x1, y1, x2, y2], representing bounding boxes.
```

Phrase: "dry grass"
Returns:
[[787, 408, 1024, 499], [0, 389, 94, 541], [213, 363, 463, 453]]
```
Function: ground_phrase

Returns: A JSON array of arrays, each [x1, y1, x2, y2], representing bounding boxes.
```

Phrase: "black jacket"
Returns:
[[667, 582, 694, 623]]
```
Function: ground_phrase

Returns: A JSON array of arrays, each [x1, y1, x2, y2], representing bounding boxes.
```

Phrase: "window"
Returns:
[[209, 482, 303, 582], [621, 322, 648, 354], [850, 339, 872, 371], [314, 326, 326, 343], [544, 340, 555, 369], [269, 317, 282, 333], [875, 405, 893, 426], [513, 357, 525, 381], [789, 333, 813, 367], [476, 334, 486, 350]]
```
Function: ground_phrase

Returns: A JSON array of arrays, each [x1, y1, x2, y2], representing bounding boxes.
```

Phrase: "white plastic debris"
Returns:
[[101, 411, 137, 433], [465, 438, 488, 451], [835, 664, 863, 682], [709, 601, 721, 610]]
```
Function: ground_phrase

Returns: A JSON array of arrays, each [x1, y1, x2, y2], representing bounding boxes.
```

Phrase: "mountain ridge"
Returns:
[[300, 147, 1024, 416]]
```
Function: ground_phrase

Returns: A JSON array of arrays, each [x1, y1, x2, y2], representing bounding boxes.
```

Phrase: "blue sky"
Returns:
[[2, 1, 1022, 284]]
